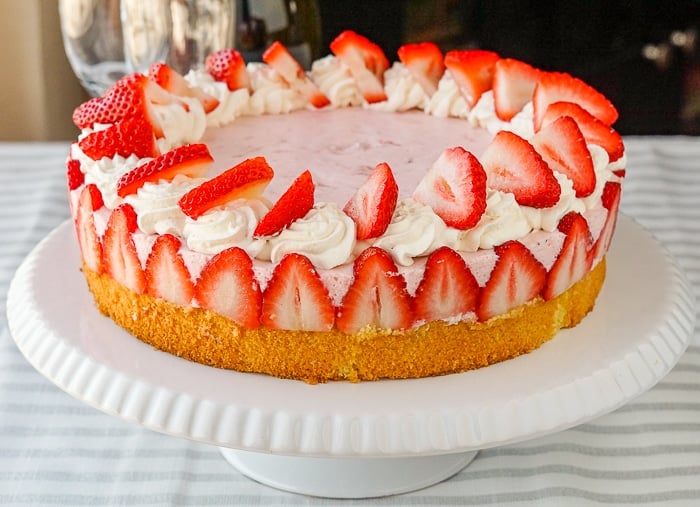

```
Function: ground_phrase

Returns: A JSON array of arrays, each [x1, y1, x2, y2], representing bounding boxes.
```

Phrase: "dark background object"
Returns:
[[319, 0, 700, 135]]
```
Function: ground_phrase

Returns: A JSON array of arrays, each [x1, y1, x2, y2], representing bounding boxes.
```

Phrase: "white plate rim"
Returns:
[[6, 215, 696, 458]]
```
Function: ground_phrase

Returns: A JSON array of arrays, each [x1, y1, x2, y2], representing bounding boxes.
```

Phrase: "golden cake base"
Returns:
[[83, 259, 606, 383]]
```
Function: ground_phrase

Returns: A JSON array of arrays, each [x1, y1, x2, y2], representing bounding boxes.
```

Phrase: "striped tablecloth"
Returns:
[[1, 138, 699, 506]]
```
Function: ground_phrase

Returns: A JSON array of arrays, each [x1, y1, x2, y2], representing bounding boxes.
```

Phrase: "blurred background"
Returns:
[[1, 0, 699, 141]]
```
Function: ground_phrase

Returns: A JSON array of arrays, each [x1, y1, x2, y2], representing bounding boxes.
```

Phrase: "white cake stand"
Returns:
[[7, 216, 696, 498]]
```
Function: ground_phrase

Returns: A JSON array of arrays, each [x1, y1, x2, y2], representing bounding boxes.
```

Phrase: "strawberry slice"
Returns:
[[117, 143, 213, 198], [74, 184, 104, 274], [443, 49, 500, 108], [397, 41, 445, 96], [343, 162, 398, 240], [205, 48, 250, 91], [253, 170, 315, 237], [591, 181, 622, 262], [144, 233, 194, 306], [542, 212, 593, 300], [78, 117, 160, 161], [492, 58, 541, 121], [66, 158, 84, 191], [531, 115, 596, 198], [179, 156, 274, 219], [477, 240, 547, 321], [330, 30, 390, 103], [480, 130, 561, 208], [148, 62, 220, 113], [194, 246, 262, 329], [413, 246, 481, 323], [541, 101, 624, 162], [102, 204, 146, 294], [336, 247, 413, 333], [261, 253, 335, 331], [263, 41, 330, 108], [533, 71, 618, 130], [412, 146, 487, 229], [72, 73, 182, 138]]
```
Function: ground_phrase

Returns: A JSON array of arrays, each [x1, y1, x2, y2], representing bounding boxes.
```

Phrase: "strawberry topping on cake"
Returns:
[[331, 30, 390, 103], [73, 74, 183, 138], [541, 101, 624, 161], [117, 143, 213, 198], [262, 253, 335, 332], [412, 147, 487, 230], [531, 116, 596, 198], [492, 58, 541, 121], [179, 156, 273, 219], [413, 246, 481, 323], [145, 233, 195, 306], [263, 41, 330, 108], [194, 247, 262, 329], [344, 162, 399, 240], [148, 62, 220, 113], [336, 247, 413, 333], [205, 48, 251, 91], [397, 42, 445, 97], [477, 240, 547, 322], [481, 131, 561, 208], [253, 170, 315, 237], [533, 71, 619, 130], [78, 117, 160, 161], [444, 49, 500, 108]]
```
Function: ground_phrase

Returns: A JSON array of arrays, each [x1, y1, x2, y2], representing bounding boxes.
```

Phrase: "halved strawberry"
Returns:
[[443, 49, 500, 108], [148, 62, 220, 113], [477, 240, 547, 321], [253, 170, 315, 237], [343, 162, 398, 240], [330, 30, 390, 103], [261, 253, 335, 331], [179, 156, 274, 219], [194, 246, 262, 329], [66, 157, 84, 191], [72, 73, 182, 138], [542, 212, 593, 300], [102, 204, 146, 294], [492, 58, 541, 121], [78, 117, 160, 161], [413, 246, 481, 323], [336, 247, 413, 333], [533, 71, 618, 130], [480, 130, 561, 208], [205, 48, 250, 91], [144, 233, 194, 306], [591, 181, 622, 262], [541, 101, 624, 162], [263, 41, 330, 108], [531, 115, 596, 197], [397, 41, 445, 96], [117, 143, 213, 198], [412, 146, 487, 229], [74, 184, 104, 273]]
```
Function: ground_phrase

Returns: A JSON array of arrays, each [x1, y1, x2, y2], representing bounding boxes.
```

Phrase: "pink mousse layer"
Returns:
[[202, 108, 494, 203]]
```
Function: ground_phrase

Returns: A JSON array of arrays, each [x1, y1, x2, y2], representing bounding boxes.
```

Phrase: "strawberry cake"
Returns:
[[67, 31, 625, 383]]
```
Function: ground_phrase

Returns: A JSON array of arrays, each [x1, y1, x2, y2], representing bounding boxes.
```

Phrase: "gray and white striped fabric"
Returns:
[[1, 138, 699, 506]]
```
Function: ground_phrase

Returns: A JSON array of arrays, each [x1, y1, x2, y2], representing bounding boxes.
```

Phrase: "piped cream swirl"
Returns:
[[182, 199, 270, 256], [310, 55, 363, 108], [124, 175, 204, 235], [265, 203, 356, 269], [184, 69, 250, 127], [246, 63, 307, 115], [369, 63, 428, 112], [363, 199, 452, 266]]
